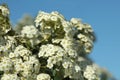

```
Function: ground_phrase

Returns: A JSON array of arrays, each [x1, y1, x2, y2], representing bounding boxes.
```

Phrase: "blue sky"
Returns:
[[1, 0, 120, 79]]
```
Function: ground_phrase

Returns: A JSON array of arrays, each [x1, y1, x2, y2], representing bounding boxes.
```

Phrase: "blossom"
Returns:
[[38, 44, 65, 69], [1, 74, 20, 80], [38, 44, 65, 57], [0, 57, 13, 72], [0, 4, 10, 17], [62, 61, 73, 69], [0, 36, 17, 55], [83, 65, 100, 80], [35, 11, 66, 41], [37, 73, 51, 80], [0, 3, 112, 80], [21, 25, 39, 39], [75, 65, 81, 72], [12, 45, 32, 61], [0, 4, 11, 35]]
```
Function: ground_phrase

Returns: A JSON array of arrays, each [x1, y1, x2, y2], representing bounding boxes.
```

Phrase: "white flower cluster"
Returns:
[[0, 4, 110, 80], [70, 18, 95, 53], [8, 45, 40, 80], [0, 4, 9, 17], [0, 36, 16, 57], [21, 25, 39, 39], [19, 25, 41, 47], [38, 44, 83, 79], [1, 73, 20, 80], [9, 45, 32, 60], [37, 73, 51, 80], [84, 65, 100, 80], [0, 57, 13, 72], [35, 11, 66, 41], [0, 4, 11, 35], [35, 11, 95, 55], [35, 11, 99, 79]]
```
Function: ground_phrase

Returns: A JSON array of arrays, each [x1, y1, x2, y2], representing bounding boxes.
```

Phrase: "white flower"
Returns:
[[84, 65, 100, 80], [0, 8, 105, 80], [38, 44, 65, 57], [77, 34, 88, 42], [77, 33, 93, 53], [84, 24, 93, 33], [64, 67, 73, 78], [14, 45, 32, 58], [0, 5, 10, 17], [62, 61, 72, 69], [14, 59, 23, 72], [50, 15, 58, 21], [14, 56, 40, 78], [75, 65, 81, 72], [47, 63, 53, 69], [38, 44, 65, 69], [0, 57, 13, 72], [35, 11, 66, 40], [9, 52, 15, 58], [21, 62, 33, 77], [61, 38, 78, 57], [62, 21, 70, 28], [47, 55, 62, 69], [0, 36, 16, 53], [21, 25, 39, 38], [1, 74, 20, 80], [35, 11, 50, 27], [70, 18, 81, 25], [29, 56, 41, 73], [84, 42, 93, 53], [37, 73, 51, 80], [51, 11, 65, 20]]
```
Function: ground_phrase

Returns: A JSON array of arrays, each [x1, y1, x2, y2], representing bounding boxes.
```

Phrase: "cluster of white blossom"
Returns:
[[38, 44, 64, 68], [37, 73, 51, 80], [0, 4, 11, 35], [0, 36, 16, 54], [19, 25, 41, 47], [8, 45, 41, 80], [1, 73, 20, 80], [34, 11, 99, 79], [83, 64, 100, 80], [0, 4, 113, 80], [0, 4, 9, 17], [21, 25, 39, 39], [0, 57, 13, 72]]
